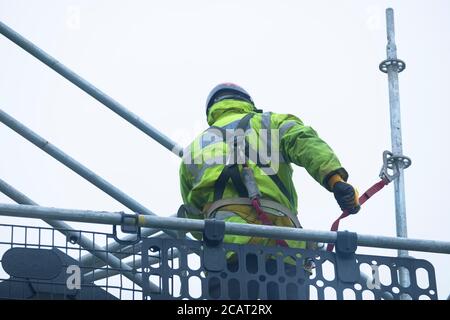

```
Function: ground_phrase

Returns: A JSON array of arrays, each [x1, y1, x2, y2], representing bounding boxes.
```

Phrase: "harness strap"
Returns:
[[213, 113, 254, 202], [208, 113, 293, 206], [209, 112, 297, 248], [326, 179, 388, 252], [251, 198, 289, 247], [204, 197, 302, 228], [214, 164, 248, 200]]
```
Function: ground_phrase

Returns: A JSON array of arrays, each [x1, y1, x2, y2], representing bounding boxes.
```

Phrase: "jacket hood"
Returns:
[[207, 99, 256, 126]]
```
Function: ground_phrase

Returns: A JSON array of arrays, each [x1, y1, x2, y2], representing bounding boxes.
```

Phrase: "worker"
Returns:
[[179, 83, 360, 299]]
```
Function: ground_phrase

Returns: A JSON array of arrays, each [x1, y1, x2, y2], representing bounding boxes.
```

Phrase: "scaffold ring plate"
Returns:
[[388, 154, 412, 169], [379, 59, 406, 73]]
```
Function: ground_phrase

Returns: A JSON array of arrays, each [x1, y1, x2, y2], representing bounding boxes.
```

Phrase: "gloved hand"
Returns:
[[329, 174, 360, 214]]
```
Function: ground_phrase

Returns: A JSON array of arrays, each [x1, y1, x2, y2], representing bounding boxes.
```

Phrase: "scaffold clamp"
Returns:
[[112, 212, 141, 246], [335, 231, 359, 283], [202, 219, 226, 272]]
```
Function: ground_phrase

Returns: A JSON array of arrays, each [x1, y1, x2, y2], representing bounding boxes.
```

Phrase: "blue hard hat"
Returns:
[[205, 83, 254, 116]]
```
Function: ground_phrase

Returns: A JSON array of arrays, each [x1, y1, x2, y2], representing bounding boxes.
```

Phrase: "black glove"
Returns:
[[333, 181, 360, 214]]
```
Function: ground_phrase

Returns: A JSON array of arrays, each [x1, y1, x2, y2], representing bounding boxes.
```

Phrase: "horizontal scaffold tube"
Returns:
[[0, 203, 449, 255], [0, 180, 158, 291]]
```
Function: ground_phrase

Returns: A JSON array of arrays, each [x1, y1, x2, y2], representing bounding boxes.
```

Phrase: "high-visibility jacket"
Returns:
[[179, 99, 347, 248]]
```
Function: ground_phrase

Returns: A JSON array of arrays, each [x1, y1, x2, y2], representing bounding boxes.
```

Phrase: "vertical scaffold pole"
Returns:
[[379, 8, 410, 292]]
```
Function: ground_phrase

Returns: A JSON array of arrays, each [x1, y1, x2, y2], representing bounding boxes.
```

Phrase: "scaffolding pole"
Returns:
[[80, 228, 151, 272], [0, 177, 159, 280], [380, 8, 410, 290], [81, 227, 195, 276], [84, 233, 177, 282], [0, 179, 158, 291], [0, 19, 187, 257], [0, 20, 183, 157], [0, 108, 177, 240], [1, 203, 449, 254]]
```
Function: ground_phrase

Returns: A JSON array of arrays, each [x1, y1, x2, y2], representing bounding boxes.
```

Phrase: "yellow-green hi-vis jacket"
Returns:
[[179, 99, 348, 249]]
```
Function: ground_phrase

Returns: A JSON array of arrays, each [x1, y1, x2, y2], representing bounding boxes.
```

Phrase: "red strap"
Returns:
[[251, 199, 289, 247], [326, 179, 388, 252]]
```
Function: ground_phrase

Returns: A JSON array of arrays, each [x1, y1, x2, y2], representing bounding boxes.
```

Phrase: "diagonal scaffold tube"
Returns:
[[0, 108, 178, 243], [0, 19, 187, 261], [0, 20, 183, 157]]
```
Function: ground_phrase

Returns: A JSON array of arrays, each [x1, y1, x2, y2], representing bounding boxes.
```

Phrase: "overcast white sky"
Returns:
[[0, 0, 449, 299]]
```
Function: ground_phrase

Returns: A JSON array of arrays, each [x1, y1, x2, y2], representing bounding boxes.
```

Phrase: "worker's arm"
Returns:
[[277, 114, 347, 190], [277, 114, 360, 213]]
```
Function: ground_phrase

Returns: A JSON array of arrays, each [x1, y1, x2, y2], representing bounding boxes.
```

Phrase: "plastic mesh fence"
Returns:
[[0, 223, 438, 300], [0, 223, 143, 300], [142, 237, 438, 300]]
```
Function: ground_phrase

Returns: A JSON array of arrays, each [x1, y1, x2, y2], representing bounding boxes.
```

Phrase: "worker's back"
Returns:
[[180, 96, 345, 247], [181, 99, 297, 213]]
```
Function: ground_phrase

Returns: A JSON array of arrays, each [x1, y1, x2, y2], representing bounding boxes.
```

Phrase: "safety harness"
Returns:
[[207, 113, 297, 247], [211, 113, 293, 206]]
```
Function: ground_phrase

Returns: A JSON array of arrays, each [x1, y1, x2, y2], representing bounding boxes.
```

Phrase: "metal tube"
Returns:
[[85, 257, 141, 283], [0, 20, 183, 157], [79, 215, 177, 269], [81, 230, 144, 270], [0, 179, 158, 291], [384, 8, 410, 290], [82, 224, 195, 274], [0, 176, 172, 284], [0, 108, 177, 240], [0, 178, 74, 231], [0, 203, 123, 223], [0, 175, 161, 274], [85, 234, 180, 282], [81, 229, 159, 272], [0, 19, 186, 254], [1, 203, 450, 254]]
